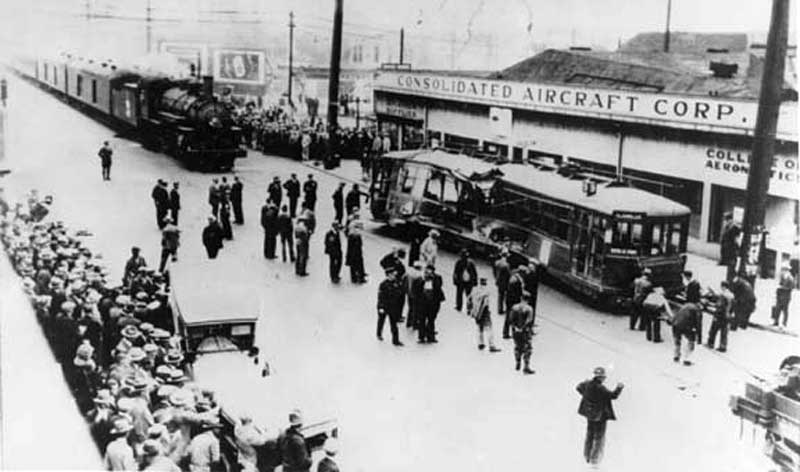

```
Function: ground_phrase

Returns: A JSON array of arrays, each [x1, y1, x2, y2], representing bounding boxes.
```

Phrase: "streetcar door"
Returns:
[[572, 210, 592, 277]]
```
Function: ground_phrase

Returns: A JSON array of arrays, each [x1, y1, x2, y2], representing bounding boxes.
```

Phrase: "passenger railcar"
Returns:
[[369, 148, 692, 305], [20, 52, 245, 171]]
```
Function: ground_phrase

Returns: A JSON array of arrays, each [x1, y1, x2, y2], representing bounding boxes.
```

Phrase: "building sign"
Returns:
[[704, 147, 798, 198], [160, 42, 207, 76], [213, 50, 266, 84], [375, 71, 797, 140], [374, 96, 424, 120]]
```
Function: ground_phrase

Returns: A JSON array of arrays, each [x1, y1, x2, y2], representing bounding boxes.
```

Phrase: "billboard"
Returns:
[[159, 42, 207, 76], [213, 50, 266, 85]]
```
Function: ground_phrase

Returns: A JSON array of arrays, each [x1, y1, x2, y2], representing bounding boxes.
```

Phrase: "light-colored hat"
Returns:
[[323, 438, 339, 456], [121, 325, 141, 340], [593, 367, 606, 377], [93, 389, 115, 406], [289, 409, 303, 426], [110, 416, 133, 435], [127, 347, 146, 363]]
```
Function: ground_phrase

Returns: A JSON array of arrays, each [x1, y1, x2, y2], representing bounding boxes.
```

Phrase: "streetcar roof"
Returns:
[[169, 261, 261, 325], [499, 164, 692, 217], [385, 149, 501, 179]]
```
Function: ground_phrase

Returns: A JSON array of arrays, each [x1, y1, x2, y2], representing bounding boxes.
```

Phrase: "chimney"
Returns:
[[202, 75, 214, 99]]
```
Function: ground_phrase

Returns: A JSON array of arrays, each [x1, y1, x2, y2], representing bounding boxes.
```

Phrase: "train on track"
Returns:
[[11, 53, 245, 171], [370, 148, 692, 306]]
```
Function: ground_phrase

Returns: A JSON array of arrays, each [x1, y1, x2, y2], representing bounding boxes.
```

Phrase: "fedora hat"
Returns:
[[93, 389, 114, 406], [164, 350, 184, 365], [121, 325, 141, 340], [164, 368, 187, 385], [151, 328, 170, 340], [127, 347, 146, 363], [289, 409, 303, 427], [593, 366, 607, 378], [109, 416, 133, 435]]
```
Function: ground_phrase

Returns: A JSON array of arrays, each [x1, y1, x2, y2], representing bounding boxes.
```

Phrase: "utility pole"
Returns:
[[327, 0, 343, 132], [288, 11, 295, 107], [663, 0, 672, 52], [738, 0, 790, 280], [146, 0, 152, 53], [399, 28, 405, 65]]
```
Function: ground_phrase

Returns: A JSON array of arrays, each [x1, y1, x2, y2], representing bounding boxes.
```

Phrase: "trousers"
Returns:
[[707, 318, 728, 350], [477, 321, 496, 348], [672, 327, 695, 361], [455, 285, 472, 311], [263, 232, 277, 259], [280, 233, 295, 262], [377, 312, 400, 343], [328, 254, 342, 281], [583, 420, 607, 465], [496, 285, 507, 314], [642, 307, 662, 342]]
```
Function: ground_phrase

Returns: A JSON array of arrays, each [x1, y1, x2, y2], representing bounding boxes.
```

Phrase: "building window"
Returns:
[[91, 79, 97, 103], [43, 64, 48, 81], [54, 68, 57, 86], [374, 45, 380, 63], [77, 75, 83, 96]]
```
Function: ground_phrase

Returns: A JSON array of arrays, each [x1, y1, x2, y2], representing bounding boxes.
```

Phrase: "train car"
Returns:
[[369, 148, 692, 305], [16, 52, 245, 171]]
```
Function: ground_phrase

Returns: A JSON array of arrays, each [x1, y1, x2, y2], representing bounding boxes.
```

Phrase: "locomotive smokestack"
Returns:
[[202, 75, 214, 99]]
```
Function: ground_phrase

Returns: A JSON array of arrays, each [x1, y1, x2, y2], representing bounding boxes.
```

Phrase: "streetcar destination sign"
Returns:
[[375, 71, 797, 140]]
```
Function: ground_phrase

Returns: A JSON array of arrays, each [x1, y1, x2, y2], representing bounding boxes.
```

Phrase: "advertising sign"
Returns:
[[159, 42, 207, 76], [213, 50, 266, 84]]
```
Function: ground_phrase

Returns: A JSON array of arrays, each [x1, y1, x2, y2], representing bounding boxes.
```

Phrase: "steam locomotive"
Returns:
[[19, 53, 245, 171]]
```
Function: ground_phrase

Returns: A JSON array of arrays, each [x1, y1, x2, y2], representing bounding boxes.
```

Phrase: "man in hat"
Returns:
[[719, 212, 741, 281], [123, 246, 146, 287], [502, 267, 525, 339], [208, 178, 221, 219], [468, 277, 502, 352], [346, 225, 365, 283], [420, 229, 439, 268], [380, 247, 407, 279], [294, 217, 310, 276], [509, 291, 535, 374], [98, 141, 113, 180], [169, 182, 181, 225], [671, 301, 699, 365], [730, 275, 756, 331], [405, 261, 424, 329], [630, 268, 653, 332], [707, 280, 734, 352], [453, 249, 478, 312], [141, 439, 181, 472], [377, 266, 405, 346], [268, 176, 283, 208], [231, 176, 244, 224], [87, 389, 116, 451], [682, 270, 703, 338], [642, 286, 667, 343], [234, 415, 269, 472], [493, 249, 511, 316], [418, 264, 445, 343], [773, 264, 795, 328], [279, 409, 312, 472], [317, 438, 340, 472], [152, 180, 170, 229], [331, 182, 346, 224], [324, 222, 343, 282], [302, 174, 317, 211], [104, 416, 137, 471], [576, 367, 624, 466], [345, 183, 369, 219], [284, 173, 301, 218], [159, 217, 180, 273], [202, 217, 224, 260], [277, 204, 295, 263], [260, 198, 279, 259], [186, 418, 222, 472]]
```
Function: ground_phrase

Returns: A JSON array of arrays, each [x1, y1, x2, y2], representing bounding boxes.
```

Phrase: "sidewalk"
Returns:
[[300, 157, 798, 336]]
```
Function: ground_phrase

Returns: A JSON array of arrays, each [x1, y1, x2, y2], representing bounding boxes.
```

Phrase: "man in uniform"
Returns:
[[576, 367, 624, 467], [169, 182, 180, 225], [279, 410, 312, 472], [324, 222, 343, 283], [260, 198, 279, 259], [345, 183, 369, 218], [332, 182, 345, 224], [278, 205, 295, 263], [376, 267, 405, 346], [283, 173, 301, 218], [201, 217, 224, 259], [268, 176, 283, 208], [503, 268, 524, 339], [151, 180, 169, 229], [468, 277, 501, 352], [302, 174, 318, 211], [493, 248, 511, 315], [231, 176, 244, 224], [773, 264, 795, 328], [294, 218, 310, 276], [208, 179, 221, 219], [452, 249, 477, 312], [418, 264, 445, 343], [707, 281, 733, 352], [509, 291, 535, 374], [98, 141, 113, 181], [631, 268, 653, 331]]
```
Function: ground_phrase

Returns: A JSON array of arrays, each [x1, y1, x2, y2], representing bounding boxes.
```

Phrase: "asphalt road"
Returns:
[[0, 74, 793, 472]]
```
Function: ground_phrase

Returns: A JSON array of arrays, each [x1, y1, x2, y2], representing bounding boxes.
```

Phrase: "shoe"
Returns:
[[398, 317, 405, 322], [515, 361, 521, 371], [417, 339, 426, 344], [503, 335, 511, 339], [716, 347, 727, 353], [705, 343, 713, 349], [489, 347, 501, 353], [455, 306, 461, 312], [393, 341, 404, 347], [682, 360, 693, 366], [478, 344, 485, 350], [523, 367, 535, 375], [673, 356, 679, 363], [429, 338, 438, 343], [377, 335, 383, 341], [653, 339, 663, 343]]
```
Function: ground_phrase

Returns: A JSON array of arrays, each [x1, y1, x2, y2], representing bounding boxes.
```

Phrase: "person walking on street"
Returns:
[[208, 179, 221, 219], [576, 367, 624, 467], [151, 180, 169, 229], [158, 217, 180, 273], [468, 277, 501, 352], [300, 204, 316, 237], [509, 291, 536, 374], [493, 248, 511, 315], [730, 275, 756, 331], [220, 176, 231, 204], [670, 301, 699, 365], [707, 280, 733, 352], [631, 268, 653, 331], [503, 268, 524, 339], [773, 264, 795, 328], [268, 176, 283, 208], [294, 218, 310, 276], [683, 270, 702, 338], [202, 217, 224, 259], [279, 410, 312, 472], [418, 264, 445, 343], [169, 182, 180, 225], [278, 205, 295, 263], [219, 200, 233, 240], [260, 199, 279, 259], [332, 183, 345, 224], [303, 174, 318, 211], [284, 173, 301, 218], [231, 176, 244, 224], [420, 229, 440, 269], [453, 249, 477, 312], [346, 226, 366, 283], [345, 184, 369, 218], [406, 261, 424, 329], [719, 212, 741, 282], [98, 141, 113, 181], [324, 222, 343, 282], [377, 267, 405, 346], [408, 231, 424, 267]]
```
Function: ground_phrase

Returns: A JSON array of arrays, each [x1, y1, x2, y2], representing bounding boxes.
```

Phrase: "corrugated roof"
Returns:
[[620, 32, 749, 54]]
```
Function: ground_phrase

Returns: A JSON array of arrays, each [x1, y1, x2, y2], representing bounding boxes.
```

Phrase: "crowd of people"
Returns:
[[1, 189, 339, 472]]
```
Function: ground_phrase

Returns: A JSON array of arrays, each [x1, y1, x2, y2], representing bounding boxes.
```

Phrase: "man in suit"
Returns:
[[631, 268, 653, 331], [493, 248, 511, 315], [98, 141, 113, 180], [376, 267, 405, 346], [278, 205, 295, 263], [279, 410, 312, 472], [509, 291, 535, 374], [682, 270, 702, 339], [730, 275, 756, 331], [418, 264, 445, 343], [208, 179, 221, 219], [151, 180, 169, 229], [169, 182, 180, 225], [452, 249, 477, 312], [503, 268, 524, 339], [324, 222, 343, 283], [158, 216, 180, 273], [283, 173, 301, 218], [576, 367, 624, 467], [231, 176, 244, 224], [332, 183, 345, 224], [201, 217, 224, 259], [268, 176, 283, 208], [671, 301, 699, 365], [302, 174, 318, 211], [260, 199, 279, 259], [345, 183, 369, 218], [294, 218, 310, 276]]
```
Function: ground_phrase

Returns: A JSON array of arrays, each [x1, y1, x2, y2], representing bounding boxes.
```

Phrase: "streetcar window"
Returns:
[[424, 171, 443, 201], [610, 220, 643, 255], [400, 166, 415, 193], [43, 64, 48, 81], [650, 224, 663, 255], [91, 80, 97, 103], [669, 222, 682, 254], [77, 75, 83, 96], [411, 168, 429, 197], [442, 176, 459, 205]]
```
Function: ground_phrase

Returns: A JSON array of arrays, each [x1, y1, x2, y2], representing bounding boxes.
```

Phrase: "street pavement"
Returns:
[[0, 74, 795, 472]]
